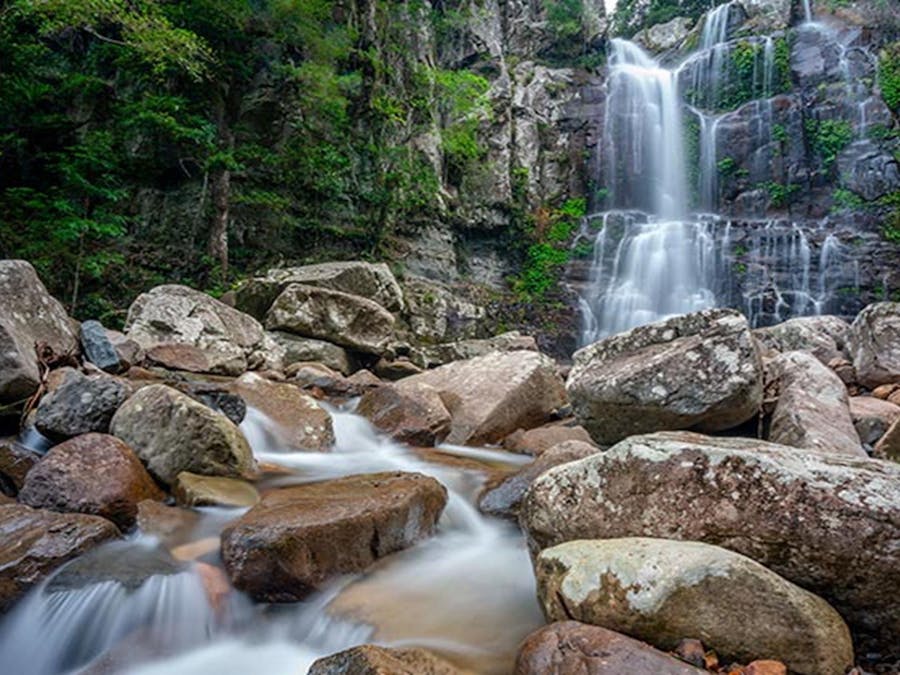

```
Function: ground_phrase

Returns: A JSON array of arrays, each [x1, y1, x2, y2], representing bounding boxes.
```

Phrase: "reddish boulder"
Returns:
[[503, 423, 597, 456], [309, 645, 468, 675], [356, 381, 452, 446], [0, 440, 40, 496]]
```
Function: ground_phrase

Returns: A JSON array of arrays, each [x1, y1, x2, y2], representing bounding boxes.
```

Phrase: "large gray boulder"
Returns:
[[34, 369, 130, 441], [848, 302, 900, 388], [110, 384, 255, 485], [235, 261, 404, 319], [0, 260, 79, 406], [268, 332, 356, 374], [400, 276, 485, 344], [124, 285, 282, 376], [265, 284, 395, 355], [850, 396, 900, 446], [753, 315, 850, 365], [394, 350, 568, 446], [520, 431, 900, 649], [535, 538, 853, 675], [410, 331, 538, 369], [567, 309, 763, 444], [768, 351, 865, 456]]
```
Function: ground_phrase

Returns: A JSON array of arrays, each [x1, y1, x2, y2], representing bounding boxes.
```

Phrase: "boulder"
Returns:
[[400, 276, 485, 343], [356, 382, 452, 446], [235, 261, 405, 319], [535, 538, 853, 675], [0, 260, 79, 406], [410, 332, 538, 370], [289, 363, 381, 399], [520, 431, 900, 649], [135, 499, 201, 549], [753, 315, 850, 365], [849, 396, 900, 446], [230, 372, 333, 451], [767, 351, 865, 456], [265, 284, 395, 355], [110, 384, 255, 485], [105, 329, 144, 369], [478, 440, 599, 519], [567, 309, 763, 445], [18, 433, 164, 529], [172, 472, 259, 508], [309, 645, 469, 675], [221, 472, 447, 601], [124, 284, 283, 376], [269, 332, 356, 375], [848, 302, 900, 388], [738, 0, 791, 32], [79, 320, 126, 373], [394, 350, 567, 446], [514, 621, 709, 675], [373, 356, 423, 381], [634, 17, 694, 53], [0, 440, 40, 497], [33, 369, 130, 441], [0, 503, 119, 611], [503, 423, 596, 456], [46, 539, 184, 592], [874, 416, 900, 461]]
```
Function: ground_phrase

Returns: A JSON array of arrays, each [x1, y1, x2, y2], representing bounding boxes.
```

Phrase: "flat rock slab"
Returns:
[[0, 503, 119, 611], [536, 538, 853, 675], [520, 430, 900, 650], [221, 471, 447, 601], [309, 644, 470, 675], [514, 621, 708, 675], [172, 471, 259, 508]]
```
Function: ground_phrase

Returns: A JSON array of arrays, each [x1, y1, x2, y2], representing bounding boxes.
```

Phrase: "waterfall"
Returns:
[[802, 0, 813, 23]]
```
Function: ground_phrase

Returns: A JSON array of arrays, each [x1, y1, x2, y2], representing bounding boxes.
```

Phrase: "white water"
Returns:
[[0, 406, 540, 674]]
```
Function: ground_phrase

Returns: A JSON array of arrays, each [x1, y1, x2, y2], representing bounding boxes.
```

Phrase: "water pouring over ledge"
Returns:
[[0, 405, 541, 675]]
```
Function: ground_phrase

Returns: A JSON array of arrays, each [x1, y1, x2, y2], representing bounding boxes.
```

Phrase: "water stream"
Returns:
[[0, 406, 540, 674]]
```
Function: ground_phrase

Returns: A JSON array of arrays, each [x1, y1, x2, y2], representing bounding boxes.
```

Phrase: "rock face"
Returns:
[[33, 369, 130, 441], [124, 284, 281, 376], [80, 320, 126, 373], [0, 503, 119, 611], [269, 332, 356, 374], [634, 16, 694, 53], [753, 315, 850, 365], [18, 433, 163, 529], [514, 621, 710, 675], [767, 351, 865, 456], [221, 472, 447, 601], [235, 262, 405, 319], [535, 538, 853, 675], [394, 350, 567, 446], [0, 260, 79, 406], [850, 396, 900, 446], [848, 302, 900, 388], [309, 645, 468, 675], [265, 284, 395, 355], [478, 441, 599, 519], [567, 310, 763, 444], [400, 276, 486, 343], [520, 431, 900, 649], [356, 382, 452, 446], [231, 372, 334, 451], [110, 384, 255, 485]]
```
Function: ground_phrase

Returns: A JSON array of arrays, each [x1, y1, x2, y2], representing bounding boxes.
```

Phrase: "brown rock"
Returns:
[[309, 644, 469, 675], [0, 440, 40, 496], [849, 396, 900, 446], [874, 416, 900, 460], [0, 503, 119, 611], [848, 302, 900, 388], [502, 423, 596, 456], [221, 472, 447, 601], [743, 661, 788, 675], [514, 621, 707, 674], [18, 433, 164, 529], [194, 562, 232, 615], [872, 383, 900, 400], [135, 500, 201, 549], [673, 639, 707, 668], [172, 472, 259, 508], [478, 440, 599, 519], [373, 357, 423, 381], [145, 343, 212, 373], [828, 357, 857, 388], [231, 372, 333, 451], [356, 382, 452, 446]]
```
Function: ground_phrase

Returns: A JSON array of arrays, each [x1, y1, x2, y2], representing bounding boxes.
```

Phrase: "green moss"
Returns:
[[878, 41, 900, 112], [831, 188, 865, 212], [805, 118, 854, 169]]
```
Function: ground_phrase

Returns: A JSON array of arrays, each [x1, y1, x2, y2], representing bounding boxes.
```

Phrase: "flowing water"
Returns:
[[0, 406, 540, 674]]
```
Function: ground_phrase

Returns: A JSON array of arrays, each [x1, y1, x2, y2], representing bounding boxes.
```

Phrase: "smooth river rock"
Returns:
[[18, 433, 164, 529], [356, 381, 452, 446], [0, 503, 119, 611], [848, 301, 900, 388], [767, 350, 865, 456], [514, 621, 709, 675], [0, 260, 79, 406], [309, 645, 469, 675], [172, 471, 259, 508], [34, 369, 130, 441], [110, 384, 255, 485], [221, 472, 447, 601], [567, 309, 763, 444], [535, 538, 853, 675], [520, 431, 900, 649]]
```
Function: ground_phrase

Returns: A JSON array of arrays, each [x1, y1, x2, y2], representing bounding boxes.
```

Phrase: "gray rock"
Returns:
[[848, 302, 900, 388], [47, 540, 183, 593], [269, 332, 356, 375], [0, 261, 79, 406], [634, 17, 694, 53], [567, 309, 763, 444], [768, 351, 865, 456], [536, 538, 853, 675], [34, 369, 130, 441], [400, 276, 486, 344], [738, 0, 791, 31], [753, 315, 850, 365], [410, 331, 538, 369], [849, 396, 900, 446], [124, 285, 282, 376], [265, 284, 395, 355], [235, 261, 404, 319], [110, 384, 255, 485], [520, 431, 900, 650], [80, 320, 125, 373], [836, 141, 900, 202]]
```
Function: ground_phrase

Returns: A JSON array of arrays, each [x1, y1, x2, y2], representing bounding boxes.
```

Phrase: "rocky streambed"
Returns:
[[0, 258, 899, 674]]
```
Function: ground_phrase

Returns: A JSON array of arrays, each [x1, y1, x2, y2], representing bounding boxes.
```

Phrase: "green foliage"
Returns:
[[805, 118, 854, 169], [772, 123, 789, 144], [879, 42, 900, 112], [514, 197, 587, 299], [761, 181, 799, 208], [717, 157, 737, 176], [831, 188, 865, 211]]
